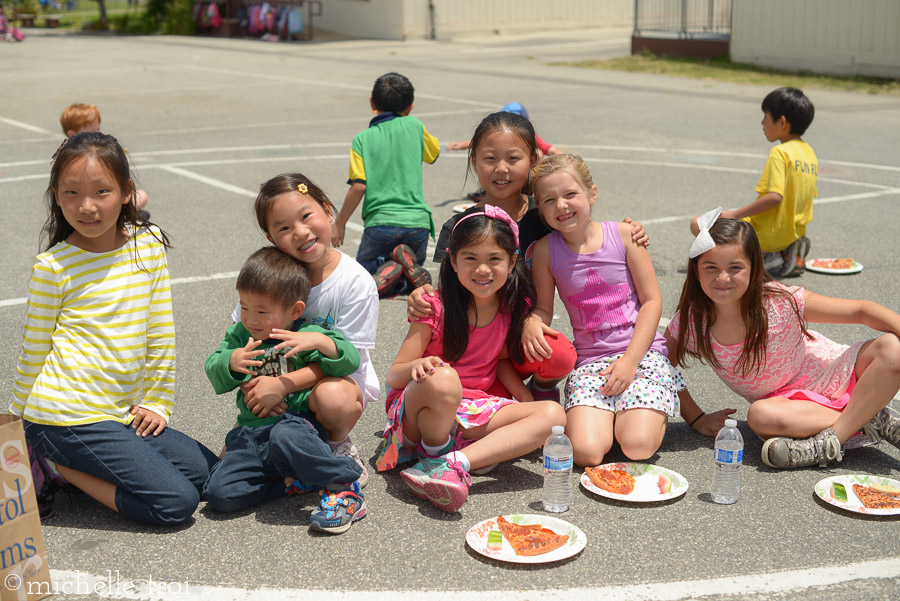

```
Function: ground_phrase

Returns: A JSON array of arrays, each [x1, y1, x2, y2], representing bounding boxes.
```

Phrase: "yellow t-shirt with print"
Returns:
[[744, 139, 818, 253]]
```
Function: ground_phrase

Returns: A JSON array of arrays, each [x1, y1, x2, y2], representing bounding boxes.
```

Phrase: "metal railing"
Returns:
[[634, 0, 731, 38]]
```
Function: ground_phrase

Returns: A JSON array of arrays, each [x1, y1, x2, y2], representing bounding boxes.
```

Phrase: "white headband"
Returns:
[[689, 207, 723, 258]]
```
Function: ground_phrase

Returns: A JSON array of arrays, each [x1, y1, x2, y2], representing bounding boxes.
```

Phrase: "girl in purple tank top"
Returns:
[[527, 155, 685, 468]]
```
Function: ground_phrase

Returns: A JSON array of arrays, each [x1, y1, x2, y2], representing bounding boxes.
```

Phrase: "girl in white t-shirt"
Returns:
[[231, 173, 378, 486]]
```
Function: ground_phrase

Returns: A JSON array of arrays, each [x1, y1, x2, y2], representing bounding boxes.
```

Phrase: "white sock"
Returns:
[[421, 436, 452, 457], [443, 451, 471, 473], [328, 436, 350, 450]]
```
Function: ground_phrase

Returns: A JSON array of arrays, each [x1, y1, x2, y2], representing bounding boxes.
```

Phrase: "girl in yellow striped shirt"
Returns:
[[12, 132, 217, 525]]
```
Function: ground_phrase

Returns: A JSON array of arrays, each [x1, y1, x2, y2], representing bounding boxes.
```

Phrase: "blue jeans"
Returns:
[[203, 413, 362, 513], [25, 419, 218, 527], [356, 225, 429, 296]]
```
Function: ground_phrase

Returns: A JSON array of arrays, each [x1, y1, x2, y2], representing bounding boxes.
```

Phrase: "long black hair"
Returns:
[[439, 211, 535, 364], [42, 132, 166, 252]]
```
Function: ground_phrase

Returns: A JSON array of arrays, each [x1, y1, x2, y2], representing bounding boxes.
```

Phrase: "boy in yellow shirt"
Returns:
[[693, 88, 817, 277]]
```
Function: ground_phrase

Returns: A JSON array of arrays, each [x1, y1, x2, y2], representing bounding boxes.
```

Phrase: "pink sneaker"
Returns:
[[400, 457, 471, 513]]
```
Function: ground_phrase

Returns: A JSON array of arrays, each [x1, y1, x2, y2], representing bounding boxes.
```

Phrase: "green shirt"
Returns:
[[348, 112, 440, 236], [205, 321, 360, 427]]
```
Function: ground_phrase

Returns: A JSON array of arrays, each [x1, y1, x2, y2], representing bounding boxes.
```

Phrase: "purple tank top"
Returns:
[[548, 221, 666, 368]]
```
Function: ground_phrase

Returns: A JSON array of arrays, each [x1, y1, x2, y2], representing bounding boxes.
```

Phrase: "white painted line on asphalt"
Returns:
[[0, 116, 53, 135], [155, 165, 257, 198], [0, 173, 48, 183], [47, 556, 900, 600]]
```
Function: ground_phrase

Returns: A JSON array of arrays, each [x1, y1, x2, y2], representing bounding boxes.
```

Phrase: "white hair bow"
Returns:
[[689, 207, 723, 258]]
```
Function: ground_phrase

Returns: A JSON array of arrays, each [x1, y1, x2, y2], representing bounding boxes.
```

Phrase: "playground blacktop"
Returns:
[[1, 27, 899, 601]]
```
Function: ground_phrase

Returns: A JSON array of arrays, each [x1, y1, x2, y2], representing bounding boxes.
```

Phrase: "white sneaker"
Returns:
[[332, 439, 369, 488]]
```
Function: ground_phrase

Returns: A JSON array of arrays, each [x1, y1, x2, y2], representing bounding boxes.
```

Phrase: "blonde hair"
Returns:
[[60, 103, 101, 135], [530, 154, 594, 197]]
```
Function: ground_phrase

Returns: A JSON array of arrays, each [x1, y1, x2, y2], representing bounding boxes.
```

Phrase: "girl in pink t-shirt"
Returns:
[[377, 206, 565, 512], [666, 214, 900, 469]]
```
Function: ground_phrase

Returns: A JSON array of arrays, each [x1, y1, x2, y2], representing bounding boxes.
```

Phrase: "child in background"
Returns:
[[446, 103, 560, 203], [668, 212, 900, 469], [231, 173, 378, 487], [205, 247, 364, 534], [333, 72, 440, 298], [12, 132, 217, 524], [410, 111, 648, 402], [60, 103, 151, 219], [378, 206, 566, 513], [529, 155, 685, 467], [691, 88, 817, 277]]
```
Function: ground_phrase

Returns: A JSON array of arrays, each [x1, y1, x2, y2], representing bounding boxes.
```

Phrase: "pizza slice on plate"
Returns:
[[496, 515, 569, 556], [812, 258, 855, 269], [585, 466, 636, 495], [851, 484, 900, 509]]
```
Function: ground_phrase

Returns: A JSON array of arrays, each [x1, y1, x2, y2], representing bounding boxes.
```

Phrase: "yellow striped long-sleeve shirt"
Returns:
[[11, 226, 176, 426]]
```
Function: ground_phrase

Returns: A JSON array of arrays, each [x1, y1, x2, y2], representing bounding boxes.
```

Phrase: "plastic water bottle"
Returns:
[[710, 418, 743, 504], [542, 425, 573, 512]]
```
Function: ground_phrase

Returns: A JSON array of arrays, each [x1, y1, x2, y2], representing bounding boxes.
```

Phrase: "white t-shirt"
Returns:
[[232, 251, 380, 407]]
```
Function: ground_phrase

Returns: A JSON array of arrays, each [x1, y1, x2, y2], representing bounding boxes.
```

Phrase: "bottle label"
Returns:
[[544, 455, 573, 470], [714, 448, 743, 464]]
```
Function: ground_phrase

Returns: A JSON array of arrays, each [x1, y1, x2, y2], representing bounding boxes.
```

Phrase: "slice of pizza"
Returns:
[[496, 515, 569, 556], [584, 466, 636, 495], [812, 258, 855, 269], [852, 484, 900, 510]]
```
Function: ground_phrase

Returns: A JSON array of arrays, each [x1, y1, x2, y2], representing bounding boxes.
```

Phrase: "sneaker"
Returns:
[[863, 405, 900, 449], [391, 244, 432, 288], [763, 251, 784, 274], [400, 457, 471, 513], [528, 377, 561, 403], [373, 260, 403, 298], [465, 190, 485, 203], [28, 445, 66, 521], [762, 427, 843, 469], [332, 439, 368, 488], [308, 482, 366, 534], [844, 430, 879, 450], [284, 477, 317, 496], [779, 236, 811, 277]]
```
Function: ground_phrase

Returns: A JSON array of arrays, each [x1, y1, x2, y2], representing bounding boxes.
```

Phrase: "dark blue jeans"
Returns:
[[356, 225, 429, 296], [203, 413, 362, 513], [25, 419, 218, 527]]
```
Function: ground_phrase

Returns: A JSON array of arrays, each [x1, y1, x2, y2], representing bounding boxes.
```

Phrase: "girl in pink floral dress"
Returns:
[[377, 206, 565, 512], [666, 214, 900, 469]]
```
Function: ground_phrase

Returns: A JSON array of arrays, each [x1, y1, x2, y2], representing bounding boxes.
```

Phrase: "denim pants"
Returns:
[[25, 419, 219, 526], [356, 225, 429, 272], [203, 413, 362, 513]]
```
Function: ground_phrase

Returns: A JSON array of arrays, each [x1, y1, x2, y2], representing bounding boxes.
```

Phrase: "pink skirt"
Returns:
[[375, 385, 516, 472], [781, 370, 857, 410]]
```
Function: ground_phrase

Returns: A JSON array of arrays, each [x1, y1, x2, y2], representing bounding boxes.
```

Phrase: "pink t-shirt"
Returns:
[[668, 283, 862, 403]]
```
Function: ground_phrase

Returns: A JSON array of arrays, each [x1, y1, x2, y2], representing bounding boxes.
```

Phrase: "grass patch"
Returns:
[[557, 53, 900, 96]]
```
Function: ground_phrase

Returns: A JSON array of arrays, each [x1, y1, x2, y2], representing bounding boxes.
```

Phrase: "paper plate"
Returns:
[[452, 202, 476, 214], [580, 462, 689, 502], [466, 514, 586, 564], [805, 258, 863, 275], [814, 475, 900, 516]]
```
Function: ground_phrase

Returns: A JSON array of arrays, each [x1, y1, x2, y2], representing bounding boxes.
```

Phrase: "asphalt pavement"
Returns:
[[1, 27, 899, 601]]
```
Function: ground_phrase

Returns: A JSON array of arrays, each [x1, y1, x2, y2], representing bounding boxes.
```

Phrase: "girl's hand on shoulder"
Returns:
[[692, 408, 738, 437], [411, 356, 445, 383], [130, 406, 167, 437], [623, 218, 650, 248], [229, 338, 264, 375], [599, 357, 638, 396], [522, 314, 558, 363], [407, 284, 436, 320]]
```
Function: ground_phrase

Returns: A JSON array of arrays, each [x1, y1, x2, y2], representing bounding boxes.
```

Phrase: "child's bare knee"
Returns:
[[619, 438, 660, 461], [573, 445, 608, 468]]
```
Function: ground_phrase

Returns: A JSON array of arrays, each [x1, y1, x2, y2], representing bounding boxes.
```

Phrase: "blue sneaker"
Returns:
[[284, 477, 317, 496], [308, 482, 366, 535]]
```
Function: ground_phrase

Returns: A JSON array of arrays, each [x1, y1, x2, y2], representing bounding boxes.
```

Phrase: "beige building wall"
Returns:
[[730, 0, 900, 78], [316, 0, 633, 41]]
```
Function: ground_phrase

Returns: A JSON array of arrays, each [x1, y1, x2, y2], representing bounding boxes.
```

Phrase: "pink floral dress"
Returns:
[[669, 283, 866, 409], [376, 294, 517, 471]]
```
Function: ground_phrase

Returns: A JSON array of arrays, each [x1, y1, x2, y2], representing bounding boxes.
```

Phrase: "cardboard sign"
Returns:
[[0, 415, 51, 601]]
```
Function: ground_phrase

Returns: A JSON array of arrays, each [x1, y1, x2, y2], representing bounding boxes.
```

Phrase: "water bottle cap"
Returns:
[[551, 425, 564, 434], [724, 418, 737, 427]]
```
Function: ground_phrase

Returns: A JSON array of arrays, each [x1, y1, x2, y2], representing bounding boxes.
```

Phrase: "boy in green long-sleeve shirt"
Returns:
[[203, 247, 366, 534]]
